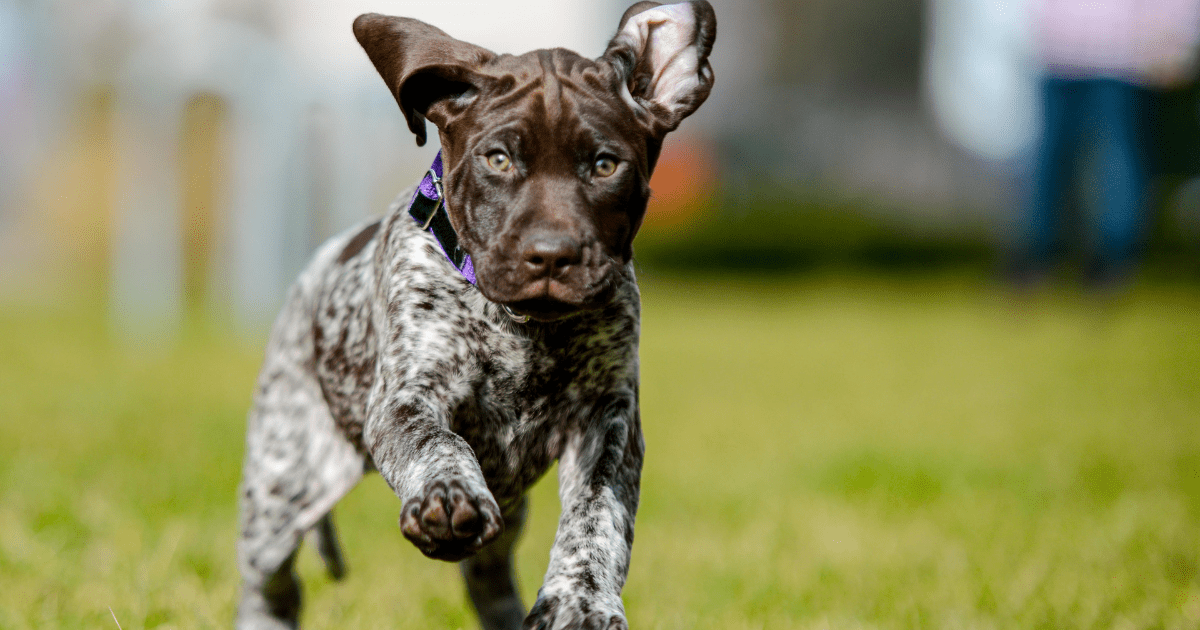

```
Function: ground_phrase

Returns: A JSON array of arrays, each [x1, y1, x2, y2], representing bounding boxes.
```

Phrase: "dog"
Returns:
[[236, 2, 715, 629]]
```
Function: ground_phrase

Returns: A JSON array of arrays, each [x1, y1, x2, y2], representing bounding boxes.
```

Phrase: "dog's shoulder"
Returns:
[[305, 183, 461, 327]]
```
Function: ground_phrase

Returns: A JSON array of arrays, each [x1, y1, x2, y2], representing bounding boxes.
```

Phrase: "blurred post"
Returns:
[[924, 0, 1041, 271], [111, 64, 185, 342], [924, 0, 1039, 166], [111, 11, 308, 341]]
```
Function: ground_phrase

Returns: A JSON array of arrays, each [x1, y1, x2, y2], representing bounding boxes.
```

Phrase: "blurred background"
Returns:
[[2, 0, 1200, 628], [1, 0, 1200, 326]]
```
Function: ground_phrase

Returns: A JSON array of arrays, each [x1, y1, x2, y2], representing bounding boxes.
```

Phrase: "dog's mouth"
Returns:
[[502, 297, 585, 322], [475, 255, 619, 322]]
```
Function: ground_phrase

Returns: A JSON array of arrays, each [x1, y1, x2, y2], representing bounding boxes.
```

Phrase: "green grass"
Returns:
[[2, 275, 1200, 629]]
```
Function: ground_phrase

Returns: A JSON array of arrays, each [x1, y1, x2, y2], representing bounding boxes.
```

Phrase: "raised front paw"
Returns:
[[524, 594, 627, 630], [399, 478, 502, 561]]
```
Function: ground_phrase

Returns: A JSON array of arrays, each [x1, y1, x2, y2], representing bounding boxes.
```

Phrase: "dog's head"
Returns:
[[354, 1, 715, 320]]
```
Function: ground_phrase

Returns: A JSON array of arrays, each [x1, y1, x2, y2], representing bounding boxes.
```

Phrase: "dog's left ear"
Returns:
[[602, 0, 716, 136], [354, 13, 496, 146]]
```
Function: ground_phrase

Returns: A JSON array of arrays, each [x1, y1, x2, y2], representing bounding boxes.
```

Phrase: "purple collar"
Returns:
[[407, 152, 477, 284]]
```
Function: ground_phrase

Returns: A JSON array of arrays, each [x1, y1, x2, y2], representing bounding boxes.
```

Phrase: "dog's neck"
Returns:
[[407, 154, 534, 324], [407, 152, 477, 285]]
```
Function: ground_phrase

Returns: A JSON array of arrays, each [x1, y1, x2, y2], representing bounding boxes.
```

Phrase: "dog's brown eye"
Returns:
[[593, 157, 618, 178], [487, 152, 513, 172]]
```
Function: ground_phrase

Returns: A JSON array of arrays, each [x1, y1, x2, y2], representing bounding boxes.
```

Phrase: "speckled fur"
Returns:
[[238, 188, 642, 629], [237, 3, 715, 628]]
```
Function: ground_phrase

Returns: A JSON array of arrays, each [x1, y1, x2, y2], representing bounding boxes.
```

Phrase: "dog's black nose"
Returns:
[[521, 232, 583, 278]]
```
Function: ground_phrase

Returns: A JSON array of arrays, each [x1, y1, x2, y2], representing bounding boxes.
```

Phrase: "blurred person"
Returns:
[[1012, 0, 1200, 289]]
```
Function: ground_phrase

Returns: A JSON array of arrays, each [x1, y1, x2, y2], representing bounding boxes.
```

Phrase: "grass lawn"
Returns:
[[1, 274, 1198, 629]]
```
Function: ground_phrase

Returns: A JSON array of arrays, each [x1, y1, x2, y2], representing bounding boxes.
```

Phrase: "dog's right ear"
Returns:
[[353, 14, 495, 146], [602, 1, 716, 137]]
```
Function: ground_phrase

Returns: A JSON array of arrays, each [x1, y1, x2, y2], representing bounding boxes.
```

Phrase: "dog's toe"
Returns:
[[419, 484, 452, 538], [449, 485, 485, 537]]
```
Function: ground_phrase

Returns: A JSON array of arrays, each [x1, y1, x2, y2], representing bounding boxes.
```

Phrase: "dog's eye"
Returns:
[[593, 157, 618, 178], [486, 151, 513, 173]]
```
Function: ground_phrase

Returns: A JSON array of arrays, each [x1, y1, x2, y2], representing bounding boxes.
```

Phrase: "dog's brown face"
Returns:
[[355, 1, 715, 320]]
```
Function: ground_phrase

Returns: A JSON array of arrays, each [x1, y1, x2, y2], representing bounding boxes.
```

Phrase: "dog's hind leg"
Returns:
[[237, 332, 364, 630], [237, 547, 302, 630], [313, 512, 347, 580], [461, 497, 528, 630]]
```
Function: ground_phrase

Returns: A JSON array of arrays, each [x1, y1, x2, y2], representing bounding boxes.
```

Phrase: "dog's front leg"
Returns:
[[364, 391, 504, 562], [527, 396, 643, 630]]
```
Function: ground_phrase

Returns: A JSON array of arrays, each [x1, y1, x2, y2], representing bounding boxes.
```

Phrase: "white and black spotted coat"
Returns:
[[240, 185, 644, 625]]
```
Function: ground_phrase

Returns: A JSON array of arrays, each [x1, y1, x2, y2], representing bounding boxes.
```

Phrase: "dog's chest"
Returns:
[[311, 251, 638, 507], [448, 313, 638, 505]]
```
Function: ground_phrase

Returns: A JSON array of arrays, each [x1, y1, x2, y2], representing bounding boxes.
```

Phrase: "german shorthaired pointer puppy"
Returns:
[[236, 2, 715, 628]]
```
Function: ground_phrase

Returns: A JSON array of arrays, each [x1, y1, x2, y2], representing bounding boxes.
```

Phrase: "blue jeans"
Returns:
[[1021, 77, 1149, 274]]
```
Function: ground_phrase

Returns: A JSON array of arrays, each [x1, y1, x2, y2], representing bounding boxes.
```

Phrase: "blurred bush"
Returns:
[[636, 187, 992, 274], [636, 187, 1200, 278]]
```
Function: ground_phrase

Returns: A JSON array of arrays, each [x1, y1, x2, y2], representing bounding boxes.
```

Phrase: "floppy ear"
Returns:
[[353, 13, 496, 146], [602, 0, 716, 136]]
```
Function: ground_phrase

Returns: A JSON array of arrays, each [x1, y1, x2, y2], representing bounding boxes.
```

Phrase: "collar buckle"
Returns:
[[421, 168, 444, 230]]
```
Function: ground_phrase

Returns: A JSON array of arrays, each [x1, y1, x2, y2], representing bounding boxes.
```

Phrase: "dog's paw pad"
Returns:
[[523, 594, 627, 630], [400, 478, 501, 561], [584, 611, 628, 630]]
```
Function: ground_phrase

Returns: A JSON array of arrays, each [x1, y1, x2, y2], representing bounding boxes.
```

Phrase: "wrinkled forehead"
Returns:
[[464, 49, 645, 151]]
